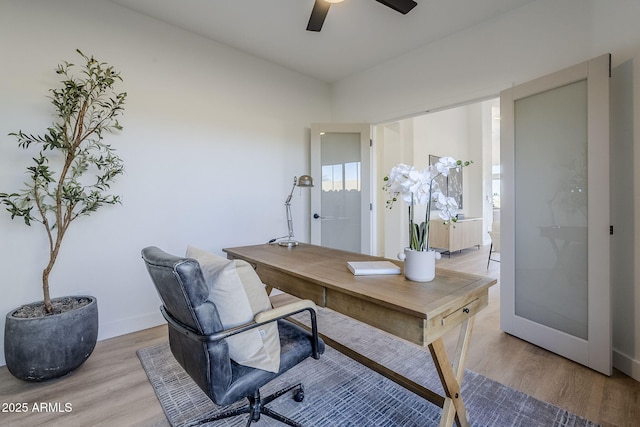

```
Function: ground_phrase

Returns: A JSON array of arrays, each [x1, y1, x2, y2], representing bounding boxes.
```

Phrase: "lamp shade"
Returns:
[[297, 175, 314, 187]]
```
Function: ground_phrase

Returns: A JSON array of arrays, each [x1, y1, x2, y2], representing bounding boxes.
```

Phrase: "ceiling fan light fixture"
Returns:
[[309, 0, 415, 32]]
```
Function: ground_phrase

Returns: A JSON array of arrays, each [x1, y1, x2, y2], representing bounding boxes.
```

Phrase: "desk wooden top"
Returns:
[[224, 243, 496, 322]]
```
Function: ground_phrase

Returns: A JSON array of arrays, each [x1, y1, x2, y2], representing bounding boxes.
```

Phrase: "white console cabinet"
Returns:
[[428, 217, 483, 253]]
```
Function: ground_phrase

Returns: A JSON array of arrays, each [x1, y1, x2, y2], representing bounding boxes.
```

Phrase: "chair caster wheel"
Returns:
[[293, 385, 304, 402]]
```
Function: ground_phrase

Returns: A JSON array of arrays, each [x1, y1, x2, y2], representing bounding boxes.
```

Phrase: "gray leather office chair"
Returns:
[[141, 246, 324, 426]]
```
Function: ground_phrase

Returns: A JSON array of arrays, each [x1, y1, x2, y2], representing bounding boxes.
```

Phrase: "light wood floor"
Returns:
[[1, 245, 638, 426]]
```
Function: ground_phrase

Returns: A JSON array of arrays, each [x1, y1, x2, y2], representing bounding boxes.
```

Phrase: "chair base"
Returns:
[[196, 383, 305, 427]]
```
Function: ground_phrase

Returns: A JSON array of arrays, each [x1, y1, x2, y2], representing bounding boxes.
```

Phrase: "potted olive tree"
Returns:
[[1, 50, 126, 381]]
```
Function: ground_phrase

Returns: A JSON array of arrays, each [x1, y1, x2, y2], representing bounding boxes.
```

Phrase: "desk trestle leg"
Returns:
[[428, 316, 475, 427]]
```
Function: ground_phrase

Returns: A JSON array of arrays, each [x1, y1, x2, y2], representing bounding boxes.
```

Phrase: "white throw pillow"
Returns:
[[186, 246, 280, 373], [234, 259, 280, 370]]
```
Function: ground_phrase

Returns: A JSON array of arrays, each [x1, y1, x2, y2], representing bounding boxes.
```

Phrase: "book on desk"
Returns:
[[346, 261, 401, 276]]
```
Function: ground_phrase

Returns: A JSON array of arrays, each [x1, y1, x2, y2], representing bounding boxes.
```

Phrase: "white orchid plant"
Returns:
[[383, 157, 473, 252]]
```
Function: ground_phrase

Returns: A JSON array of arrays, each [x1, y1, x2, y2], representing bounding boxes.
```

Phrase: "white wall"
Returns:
[[334, 0, 640, 380], [0, 0, 330, 366]]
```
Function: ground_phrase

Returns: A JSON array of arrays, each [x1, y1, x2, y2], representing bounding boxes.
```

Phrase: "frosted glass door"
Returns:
[[501, 54, 611, 375], [310, 123, 371, 254], [320, 132, 361, 252], [514, 80, 588, 339]]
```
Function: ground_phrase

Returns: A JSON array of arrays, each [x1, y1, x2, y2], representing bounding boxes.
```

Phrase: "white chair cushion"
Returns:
[[186, 246, 280, 373]]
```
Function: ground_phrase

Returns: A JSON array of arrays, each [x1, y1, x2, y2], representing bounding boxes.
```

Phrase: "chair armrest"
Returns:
[[160, 300, 322, 358], [254, 299, 316, 323], [254, 299, 321, 359]]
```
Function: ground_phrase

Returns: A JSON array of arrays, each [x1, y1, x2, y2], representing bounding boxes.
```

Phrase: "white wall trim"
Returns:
[[613, 349, 640, 382]]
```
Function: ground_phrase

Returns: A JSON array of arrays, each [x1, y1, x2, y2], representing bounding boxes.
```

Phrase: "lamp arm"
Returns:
[[284, 177, 298, 203], [285, 203, 294, 239], [284, 177, 298, 239]]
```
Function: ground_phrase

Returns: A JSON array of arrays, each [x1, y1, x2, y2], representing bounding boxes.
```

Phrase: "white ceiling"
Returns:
[[109, 0, 536, 83]]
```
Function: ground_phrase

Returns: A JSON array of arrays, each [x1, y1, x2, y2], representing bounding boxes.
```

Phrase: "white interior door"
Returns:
[[500, 54, 611, 375], [310, 123, 371, 254]]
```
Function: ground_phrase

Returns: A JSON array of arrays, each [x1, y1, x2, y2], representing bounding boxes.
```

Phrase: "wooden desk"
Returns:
[[224, 243, 496, 427]]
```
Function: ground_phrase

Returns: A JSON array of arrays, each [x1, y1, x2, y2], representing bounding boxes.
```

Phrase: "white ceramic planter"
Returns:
[[399, 249, 441, 282]]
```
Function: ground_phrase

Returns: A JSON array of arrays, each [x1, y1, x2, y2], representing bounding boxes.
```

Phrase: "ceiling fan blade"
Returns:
[[374, 0, 418, 14], [307, 0, 331, 32]]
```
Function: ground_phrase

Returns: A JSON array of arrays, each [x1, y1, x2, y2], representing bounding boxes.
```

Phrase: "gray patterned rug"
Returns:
[[138, 308, 599, 427]]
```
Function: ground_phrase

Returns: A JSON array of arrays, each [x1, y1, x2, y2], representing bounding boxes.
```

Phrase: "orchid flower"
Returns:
[[383, 157, 473, 251]]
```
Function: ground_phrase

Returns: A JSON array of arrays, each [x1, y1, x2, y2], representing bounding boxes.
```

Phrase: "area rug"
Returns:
[[138, 308, 599, 427]]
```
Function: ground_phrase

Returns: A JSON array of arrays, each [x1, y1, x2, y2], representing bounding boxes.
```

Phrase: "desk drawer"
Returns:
[[425, 292, 488, 342], [440, 298, 484, 327]]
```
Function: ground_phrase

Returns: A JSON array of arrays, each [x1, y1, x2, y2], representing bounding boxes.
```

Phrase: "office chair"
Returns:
[[141, 246, 324, 426]]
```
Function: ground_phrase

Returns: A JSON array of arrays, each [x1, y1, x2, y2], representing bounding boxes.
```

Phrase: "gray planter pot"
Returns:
[[4, 296, 98, 382]]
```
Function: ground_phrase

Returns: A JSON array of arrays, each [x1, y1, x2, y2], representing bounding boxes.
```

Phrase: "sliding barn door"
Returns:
[[500, 54, 611, 375]]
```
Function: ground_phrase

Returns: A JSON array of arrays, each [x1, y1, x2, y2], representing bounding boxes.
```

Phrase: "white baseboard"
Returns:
[[613, 348, 640, 382]]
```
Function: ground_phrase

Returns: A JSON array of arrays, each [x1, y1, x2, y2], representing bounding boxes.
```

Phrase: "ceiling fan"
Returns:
[[307, 0, 418, 32]]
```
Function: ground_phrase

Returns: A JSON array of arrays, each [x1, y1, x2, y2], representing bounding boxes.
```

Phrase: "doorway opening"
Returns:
[[373, 98, 500, 259]]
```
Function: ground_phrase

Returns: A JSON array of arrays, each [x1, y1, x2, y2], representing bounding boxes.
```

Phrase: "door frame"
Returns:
[[500, 54, 611, 375]]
